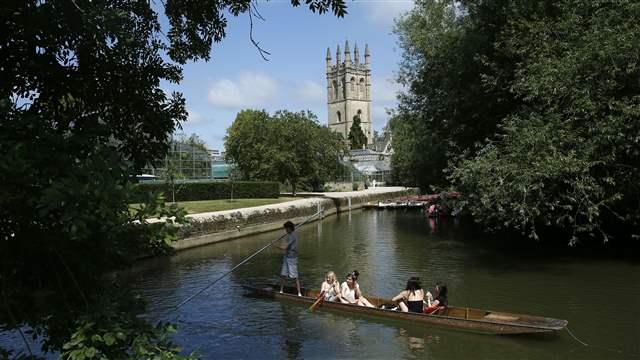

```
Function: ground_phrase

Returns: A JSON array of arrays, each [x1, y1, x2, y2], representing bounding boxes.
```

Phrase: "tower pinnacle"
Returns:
[[365, 43, 370, 65], [326, 47, 332, 68], [354, 43, 360, 64], [344, 40, 351, 64]]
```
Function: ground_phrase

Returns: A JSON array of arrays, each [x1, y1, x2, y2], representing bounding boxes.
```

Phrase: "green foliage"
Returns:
[[348, 115, 367, 150], [394, 0, 640, 244], [225, 110, 346, 194], [60, 288, 195, 360], [392, 0, 518, 189], [223, 110, 274, 180], [133, 181, 280, 202], [1, 0, 346, 356], [389, 112, 446, 187]]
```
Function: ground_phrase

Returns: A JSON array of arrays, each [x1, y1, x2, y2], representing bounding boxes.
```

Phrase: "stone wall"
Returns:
[[173, 187, 417, 250]]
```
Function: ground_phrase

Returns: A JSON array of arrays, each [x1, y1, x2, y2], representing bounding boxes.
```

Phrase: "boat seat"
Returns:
[[484, 313, 520, 322]]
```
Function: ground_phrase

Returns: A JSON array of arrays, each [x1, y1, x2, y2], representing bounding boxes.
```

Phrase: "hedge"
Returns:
[[131, 181, 280, 202]]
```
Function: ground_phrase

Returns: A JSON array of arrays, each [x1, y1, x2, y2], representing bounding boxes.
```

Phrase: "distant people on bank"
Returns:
[[279, 220, 301, 296], [424, 282, 448, 314], [428, 204, 440, 217], [320, 271, 342, 302], [340, 270, 375, 307], [391, 277, 426, 313]]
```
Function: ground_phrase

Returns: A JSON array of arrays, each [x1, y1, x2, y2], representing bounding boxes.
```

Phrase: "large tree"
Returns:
[[393, 0, 640, 244], [223, 109, 274, 180], [448, 0, 640, 245], [392, 0, 518, 189], [225, 110, 345, 194], [0, 0, 346, 357]]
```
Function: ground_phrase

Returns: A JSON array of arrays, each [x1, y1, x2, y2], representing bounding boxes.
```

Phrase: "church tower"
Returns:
[[326, 41, 372, 147]]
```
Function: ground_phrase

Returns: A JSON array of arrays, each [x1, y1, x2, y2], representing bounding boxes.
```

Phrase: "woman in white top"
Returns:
[[320, 271, 342, 302], [340, 270, 375, 307]]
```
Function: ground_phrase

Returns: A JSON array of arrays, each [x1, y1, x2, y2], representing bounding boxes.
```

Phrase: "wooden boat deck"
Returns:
[[243, 284, 568, 335]]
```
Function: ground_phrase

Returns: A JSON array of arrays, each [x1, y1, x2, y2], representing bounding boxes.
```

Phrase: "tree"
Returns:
[[224, 110, 345, 195], [0, 0, 346, 357], [448, 0, 640, 245], [348, 115, 367, 149], [224, 109, 273, 180], [392, 0, 518, 189], [393, 0, 640, 244]]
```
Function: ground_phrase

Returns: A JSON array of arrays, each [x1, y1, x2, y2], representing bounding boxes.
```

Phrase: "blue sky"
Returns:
[[161, 1, 414, 150]]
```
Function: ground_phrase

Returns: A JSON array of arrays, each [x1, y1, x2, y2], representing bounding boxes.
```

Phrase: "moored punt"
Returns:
[[362, 201, 425, 210], [243, 284, 568, 335]]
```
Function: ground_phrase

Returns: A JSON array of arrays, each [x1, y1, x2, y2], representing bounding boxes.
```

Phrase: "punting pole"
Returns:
[[173, 209, 323, 310]]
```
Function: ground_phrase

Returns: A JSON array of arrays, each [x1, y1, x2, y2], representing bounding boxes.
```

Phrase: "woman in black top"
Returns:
[[392, 277, 425, 313]]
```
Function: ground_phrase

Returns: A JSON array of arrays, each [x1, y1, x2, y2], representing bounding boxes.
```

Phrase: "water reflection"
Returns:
[[121, 210, 640, 359], [280, 304, 303, 359]]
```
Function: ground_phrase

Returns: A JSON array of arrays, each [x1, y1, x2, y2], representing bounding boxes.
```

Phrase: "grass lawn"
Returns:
[[131, 197, 298, 214]]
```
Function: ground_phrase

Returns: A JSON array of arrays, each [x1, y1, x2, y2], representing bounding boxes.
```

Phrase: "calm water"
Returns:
[[4, 210, 639, 359], [128, 210, 640, 359]]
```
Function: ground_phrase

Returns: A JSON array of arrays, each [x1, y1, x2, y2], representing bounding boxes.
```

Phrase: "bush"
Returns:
[[132, 181, 279, 202]]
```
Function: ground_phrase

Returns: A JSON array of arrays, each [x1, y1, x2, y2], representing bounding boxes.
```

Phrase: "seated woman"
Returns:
[[340, 270, 375, 307], [424, 282, 448, 314], [391, 277, 425, 313], [320, 271, 342, 302]]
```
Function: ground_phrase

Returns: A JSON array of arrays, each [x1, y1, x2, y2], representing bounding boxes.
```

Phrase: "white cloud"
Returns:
[[296, 80, 325, 104], [207, 72, 278, 108], [361, 0, 414, 27]]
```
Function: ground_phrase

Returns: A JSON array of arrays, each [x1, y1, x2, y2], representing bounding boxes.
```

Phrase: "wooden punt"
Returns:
[[243, 284, 568, 335]]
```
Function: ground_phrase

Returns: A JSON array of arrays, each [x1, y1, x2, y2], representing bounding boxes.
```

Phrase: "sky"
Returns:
[[160, 0, 415, 151]]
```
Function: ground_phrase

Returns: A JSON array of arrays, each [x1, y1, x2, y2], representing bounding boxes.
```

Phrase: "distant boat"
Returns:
[[243, 284, 568, 335], [362, 201, 423, 210], [136, 174, 157, 181]]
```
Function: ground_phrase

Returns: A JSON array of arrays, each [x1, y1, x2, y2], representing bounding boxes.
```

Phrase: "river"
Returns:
[[5, 210, 637, 358], [126, 210, 640, 359]]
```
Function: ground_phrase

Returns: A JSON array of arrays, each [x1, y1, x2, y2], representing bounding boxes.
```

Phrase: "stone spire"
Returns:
[[354, 43, 360, 64], [336, 44, 341, 65], [326, 47, 332, 68], [365, 43, 370, 65], [344, 40, 351, 64]]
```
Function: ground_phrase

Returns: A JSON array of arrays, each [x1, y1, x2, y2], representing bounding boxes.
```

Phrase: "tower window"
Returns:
[[337, 111, 341, 123]]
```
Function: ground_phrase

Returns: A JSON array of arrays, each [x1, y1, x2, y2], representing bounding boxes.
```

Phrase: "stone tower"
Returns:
[[326, 41, 372, 147]]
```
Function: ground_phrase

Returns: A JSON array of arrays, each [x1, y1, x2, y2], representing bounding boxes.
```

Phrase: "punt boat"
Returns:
[[243, 284, 568, 335]]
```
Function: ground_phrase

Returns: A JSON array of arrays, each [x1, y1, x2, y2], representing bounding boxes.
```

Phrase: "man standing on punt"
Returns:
[[279, 220, 302, 296]]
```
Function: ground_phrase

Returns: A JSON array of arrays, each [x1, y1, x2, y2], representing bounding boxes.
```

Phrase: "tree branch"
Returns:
[[70, 0, 85, 13], [55, 249, 89, 311], [248, 5, 271, 61]]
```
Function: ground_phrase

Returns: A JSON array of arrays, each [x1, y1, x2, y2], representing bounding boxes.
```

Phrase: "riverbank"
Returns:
[[174, 186, 417, 250]]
